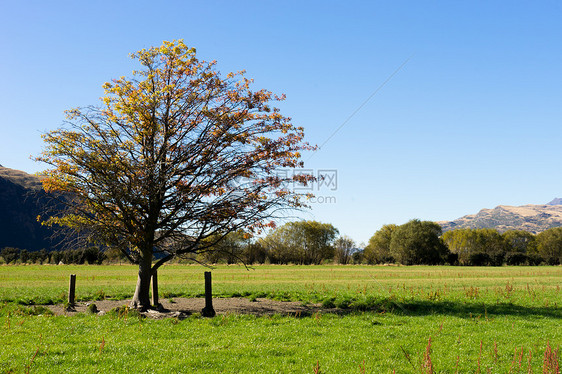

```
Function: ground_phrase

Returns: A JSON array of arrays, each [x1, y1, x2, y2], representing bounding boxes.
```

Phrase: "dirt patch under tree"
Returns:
[[46, 297, 327, 319]]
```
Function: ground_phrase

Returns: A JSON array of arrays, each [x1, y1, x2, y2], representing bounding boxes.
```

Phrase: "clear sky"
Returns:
[[1, 1, 561, 245]]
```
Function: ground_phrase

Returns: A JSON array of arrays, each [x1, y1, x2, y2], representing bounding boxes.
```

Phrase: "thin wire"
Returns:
[[360, 266, 410, 315], [307, 54, 414, 161]]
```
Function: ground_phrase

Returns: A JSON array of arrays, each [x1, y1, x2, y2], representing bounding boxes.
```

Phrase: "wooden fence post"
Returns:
[[152, 271, 159, 308], [68, 274, 76, 310], [201, 271, 216, 317]]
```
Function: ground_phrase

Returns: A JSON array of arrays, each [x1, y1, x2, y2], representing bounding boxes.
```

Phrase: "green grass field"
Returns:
[[1, 264, 561, 373]]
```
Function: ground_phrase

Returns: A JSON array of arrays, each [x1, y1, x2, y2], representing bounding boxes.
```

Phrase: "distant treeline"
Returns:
[[363, 222, 562, 266], [0, 247, 106, 265], [187, 221, 562, 266], [2, 220, 561, 266]]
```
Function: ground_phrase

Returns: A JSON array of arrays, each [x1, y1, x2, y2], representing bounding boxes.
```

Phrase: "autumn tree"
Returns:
[[37, 40, 315, 310]]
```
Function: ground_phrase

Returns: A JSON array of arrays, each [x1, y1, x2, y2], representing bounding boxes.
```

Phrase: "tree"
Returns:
[[502, 230, 536, 254], [199, 231, 249, 264], [502, 230, 537, 266], [536, 227, 562, 265], [363, 224, 397, 264], [263, 221, 338, 264], [19, 249, 29, 263], [442, 229, 473, 264], [443, 228, 507, 265], [334, 235, 356, 264], [0, 247, 20, 264], [476, 229, 508, 266], [390, 220, 448, 265], [37, 40, 315, 310], [241, 241, 267, 264]]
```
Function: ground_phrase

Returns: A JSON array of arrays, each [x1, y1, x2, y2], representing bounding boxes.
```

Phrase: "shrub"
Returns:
[[468, 252, 490, 266], [527, 254, 544, 266], [489, 252, 505, 266], [446, 253, 459, 266], [505, 252, 529, 266]]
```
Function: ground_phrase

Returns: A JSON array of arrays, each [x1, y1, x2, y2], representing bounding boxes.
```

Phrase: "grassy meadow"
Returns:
[[1, 264, 561, 373]]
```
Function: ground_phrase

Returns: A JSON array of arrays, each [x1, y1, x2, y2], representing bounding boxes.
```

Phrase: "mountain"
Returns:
[[0, 166, 44, 190], [0, 166, 61, 251], [547, 197, 562, 206], [438, 199, 562, 234]]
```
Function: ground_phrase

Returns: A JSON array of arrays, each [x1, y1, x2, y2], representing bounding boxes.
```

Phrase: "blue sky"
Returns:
[[1, 1, 561, 244]]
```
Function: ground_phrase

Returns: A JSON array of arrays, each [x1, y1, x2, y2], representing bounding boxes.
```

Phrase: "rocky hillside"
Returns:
[[439, 198, 562, 234], [0, 166, 60, 251]]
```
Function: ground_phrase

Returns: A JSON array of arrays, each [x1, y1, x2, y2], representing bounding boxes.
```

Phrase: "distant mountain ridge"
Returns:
[[0, 166, 44, 190], [0, 166, 59, 251], [547, 197, 562, 206], [439, 199, 562, 234]]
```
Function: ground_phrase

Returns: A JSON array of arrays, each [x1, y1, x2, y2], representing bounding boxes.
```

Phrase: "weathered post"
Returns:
[[68, 274, 76, 310], [151, 271, 159, 308], [201, 271, 216, 317]]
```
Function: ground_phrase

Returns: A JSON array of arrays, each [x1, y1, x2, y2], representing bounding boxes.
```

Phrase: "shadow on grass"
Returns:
[[330, 298, 562, 319], [3, 292, 560, 320]]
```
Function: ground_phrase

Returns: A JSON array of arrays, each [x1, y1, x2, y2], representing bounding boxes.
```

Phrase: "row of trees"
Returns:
[[363, 222, 562, 266], [3, 221, 562, 266], [0, 247, 106, 265], [199, 220, 562, 266], [0, 221, 347, 265], [196, 221, 352, 265], [442, 228, 562, 265]]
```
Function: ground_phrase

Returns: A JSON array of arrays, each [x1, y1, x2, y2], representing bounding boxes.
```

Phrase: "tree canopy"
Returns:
[[389, 219, 448, 265], [536, 227, 562, 265], [442, 228, 507, 265], [37, 40, 315, 309], [502, 230, 536, 254], [333, 235, 356, 265], [363, 224, 397, 264], [262, 220, 338, 264]]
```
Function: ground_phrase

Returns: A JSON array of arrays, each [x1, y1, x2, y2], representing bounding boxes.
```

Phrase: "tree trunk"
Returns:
[[130, 252, 153, 311]]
